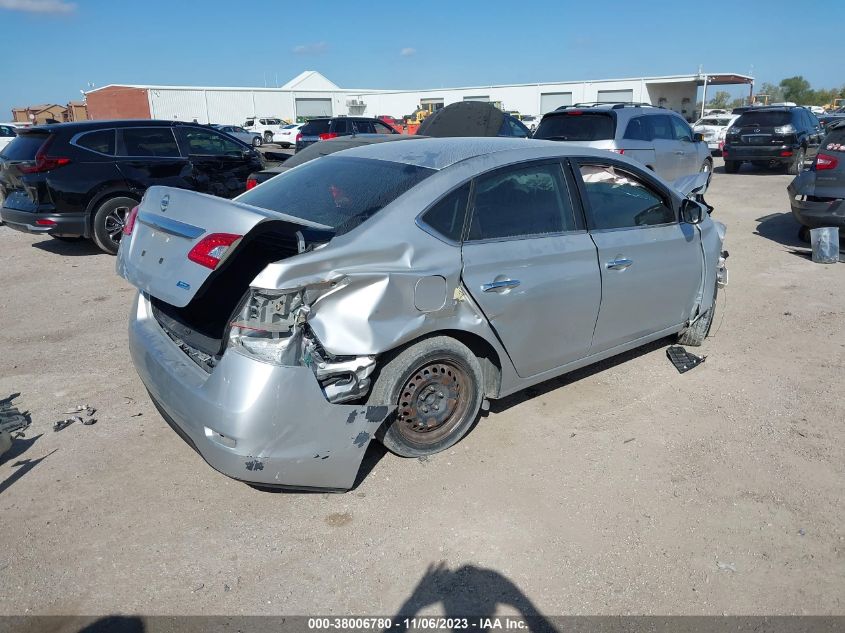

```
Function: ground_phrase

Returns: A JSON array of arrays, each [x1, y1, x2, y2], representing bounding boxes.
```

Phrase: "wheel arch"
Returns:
[[84, 188, 141, 237]]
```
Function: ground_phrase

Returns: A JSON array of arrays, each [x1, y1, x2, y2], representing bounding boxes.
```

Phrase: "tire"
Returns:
[[798, 225, 811, 243], [678, 284, 718, 347], [263, 131, 273, 144], [91, 196, 137, 255], [252, 137, 262, 147], [787, 147, 805, 176], [281, 143, 291, 149], [724, 160, 740, 174], [368, 336, 484, 457]]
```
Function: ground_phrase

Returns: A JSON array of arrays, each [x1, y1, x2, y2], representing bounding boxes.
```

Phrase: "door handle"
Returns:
[[481, 279, 521, 293], [605, 258, 633, 270]]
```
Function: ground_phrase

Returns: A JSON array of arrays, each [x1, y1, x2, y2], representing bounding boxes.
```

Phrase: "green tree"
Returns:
[[708, 91, 731, 109], [756, 82, 784, 104], [779, 76, 813, 104]]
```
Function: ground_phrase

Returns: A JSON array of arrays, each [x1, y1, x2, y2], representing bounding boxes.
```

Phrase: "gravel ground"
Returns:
[[0, 158, 842, 617]]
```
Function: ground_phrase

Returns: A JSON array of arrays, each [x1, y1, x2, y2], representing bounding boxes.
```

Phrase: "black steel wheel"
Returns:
[[368, 336, 484, 457]]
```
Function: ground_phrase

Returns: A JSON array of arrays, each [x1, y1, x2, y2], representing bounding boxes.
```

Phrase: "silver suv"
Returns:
[[534, 103, 713, 185]]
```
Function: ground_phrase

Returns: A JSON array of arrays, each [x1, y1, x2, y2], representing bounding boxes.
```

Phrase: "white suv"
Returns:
[[243, 117, 285, 144]]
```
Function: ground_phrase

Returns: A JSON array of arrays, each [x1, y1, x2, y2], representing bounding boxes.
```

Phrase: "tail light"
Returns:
[[815, 153, 839, 171], [18, 135, 71, 174], [123, 205, 140, 236], [187, 233, 242, 270], [318, 133, 338, 140], [246, 177, 258, 190], [610, 148, 625, 154], [295, 133, 302, 143]]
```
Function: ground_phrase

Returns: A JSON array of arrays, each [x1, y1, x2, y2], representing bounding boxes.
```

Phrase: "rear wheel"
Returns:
[[252, 136, 262, 147], [368, 336, 484, 457], [787, 147, 805, 176], [724, 160, 740, 174], [92, 196, 137, 255], [263, 131, 273, 144]]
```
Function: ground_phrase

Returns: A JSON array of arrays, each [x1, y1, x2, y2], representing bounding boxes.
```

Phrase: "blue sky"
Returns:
[[1, 0, 842, 118]]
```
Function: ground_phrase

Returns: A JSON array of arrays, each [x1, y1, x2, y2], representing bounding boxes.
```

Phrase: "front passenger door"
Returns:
[[460, 161, 601, 378], [176, 127, 256, 197], [576, 161, 703, 353], [670, 116, 699, 177]]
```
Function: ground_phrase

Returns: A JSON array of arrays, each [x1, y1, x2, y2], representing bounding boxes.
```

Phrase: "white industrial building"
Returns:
[[85, 70, 754, 125]]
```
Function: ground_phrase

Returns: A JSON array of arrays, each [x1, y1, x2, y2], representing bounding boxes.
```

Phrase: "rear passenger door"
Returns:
[[114, 127, 191, 193], [648, 114, 681, 181], [460, 160, 601, 377], [575, 161, 703, 353], [352, 119, 375, 134], [176, 126, 252, 198]]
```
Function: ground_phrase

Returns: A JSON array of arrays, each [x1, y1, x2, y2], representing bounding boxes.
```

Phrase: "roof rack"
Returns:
[[556, 102, 659, 111]]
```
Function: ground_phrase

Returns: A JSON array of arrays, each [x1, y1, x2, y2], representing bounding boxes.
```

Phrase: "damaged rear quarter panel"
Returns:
[[249, 160, 515, 372]]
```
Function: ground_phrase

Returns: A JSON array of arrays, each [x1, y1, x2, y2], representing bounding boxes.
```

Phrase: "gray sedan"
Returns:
[[116, 138, 727, 491], [212, 124, 262, 147]]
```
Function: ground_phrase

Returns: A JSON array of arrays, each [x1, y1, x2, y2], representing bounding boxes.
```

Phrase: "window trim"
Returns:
[[115, 126, 185, 159], [177, 125, 248, 157], [572, 157, 678, 233], [70, 128, 117, 157], [463, 158, 582, 244]]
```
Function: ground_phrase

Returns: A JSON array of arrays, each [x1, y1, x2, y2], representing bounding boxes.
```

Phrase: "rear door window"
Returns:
[[76, 129, 116, 155], [301, 120, 331, 136], [468, 162, 576, 240], [1, 132, 49, 159], [373, 121, 396, 135], [534, 112, 615, 141], [0, 125, 16, 138], [498, 116, 530, 138], [624, 117, 651, 141], [578, 164, 675, 230], [353, 120, 375, 134], [649, 115, 674, 140], [333, 119, 351, 135], [119, 128, 181, 157]]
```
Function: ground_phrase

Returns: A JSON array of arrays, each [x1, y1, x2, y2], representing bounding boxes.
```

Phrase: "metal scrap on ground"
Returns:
[[1, 393, 33, 457], [666, 346, 706, 374]]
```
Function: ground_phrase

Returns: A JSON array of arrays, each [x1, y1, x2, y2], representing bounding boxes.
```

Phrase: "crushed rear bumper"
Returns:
[[788, 174, 845, 229], [128, 292, 390, 491]]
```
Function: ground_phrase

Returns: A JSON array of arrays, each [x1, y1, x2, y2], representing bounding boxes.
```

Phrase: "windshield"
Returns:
[[236, 156, 434, 235], [534, 113, 615, 141], [301, 119, 331, 135], [695, 118, 730, 127], [735, 111, 791, 127]]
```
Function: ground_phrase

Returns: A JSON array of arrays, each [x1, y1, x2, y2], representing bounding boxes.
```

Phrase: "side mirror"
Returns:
[[693, 132, 705, 142], [680, 198, 704, 224]]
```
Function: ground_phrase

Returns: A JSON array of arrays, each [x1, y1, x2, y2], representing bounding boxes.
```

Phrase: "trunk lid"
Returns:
[[116, 186, 330, 308], [0, 130, 51, 211]]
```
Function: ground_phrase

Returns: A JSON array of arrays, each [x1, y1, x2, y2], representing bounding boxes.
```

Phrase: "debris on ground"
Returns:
[[65, 404, 96, 417], [666, 346, 706, 374], [1, 393, 33, 457], [716, 561, 737, 573], [623, 437, 636, 444], [53, 418, 75, 432]]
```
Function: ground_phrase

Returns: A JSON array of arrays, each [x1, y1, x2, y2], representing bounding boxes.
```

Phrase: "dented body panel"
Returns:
[[119, 138, 727, 489]]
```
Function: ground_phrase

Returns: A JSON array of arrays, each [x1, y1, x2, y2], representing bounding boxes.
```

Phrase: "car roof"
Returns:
[[334, 136, 578, 170], [265, 134, 422, 174], [15, 119, 199, 133]]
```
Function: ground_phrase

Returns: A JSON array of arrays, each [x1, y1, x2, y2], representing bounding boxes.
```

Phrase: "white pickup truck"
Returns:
[[242, 117, 286, 144]]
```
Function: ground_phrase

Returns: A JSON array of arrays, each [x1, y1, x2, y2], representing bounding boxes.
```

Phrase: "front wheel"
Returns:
[[263, 131, 273, 144], [368, 336, 484, 457], [678, 284, 718, 346], [92, 196, 137, 255], [252, 136, 262, 147], [724, 160, 740, 174]]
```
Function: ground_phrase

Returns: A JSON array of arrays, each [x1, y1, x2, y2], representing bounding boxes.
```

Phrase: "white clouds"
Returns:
[[292, 41, 328, 55], [0, 0, 76, 13], [400, 47, 416, 57]]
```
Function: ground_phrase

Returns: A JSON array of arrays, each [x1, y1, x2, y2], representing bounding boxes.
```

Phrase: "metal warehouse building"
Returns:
[[85, 70, 753, 125]]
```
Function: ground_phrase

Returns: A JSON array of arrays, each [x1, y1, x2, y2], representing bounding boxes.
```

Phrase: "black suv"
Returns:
[[295, 117, 398, 152], [0, 120, 264, 254], [723, 106, 823, 174]]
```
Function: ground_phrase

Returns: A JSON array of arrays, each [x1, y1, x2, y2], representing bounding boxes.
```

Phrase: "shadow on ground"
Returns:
[[756, 211, 845, 261], [0, 432, 42, 466], [30, 237, 105, 257], [0, 448, 57, 496], [390, 562, 557, 632]]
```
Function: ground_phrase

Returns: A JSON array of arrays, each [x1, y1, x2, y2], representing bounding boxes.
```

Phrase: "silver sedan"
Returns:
[[212, 124, 262, 147], [116, 138, 727, 490]]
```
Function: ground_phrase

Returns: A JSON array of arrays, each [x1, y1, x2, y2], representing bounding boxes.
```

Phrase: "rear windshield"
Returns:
[[696, 118, 730, 126], [823, 127, 845, 149], [0, 132, 49, 160], [734, 111, 791, 127], [534, 112, 615, 141], [236, 156, 434, 235], [301, 120, 331, 135]]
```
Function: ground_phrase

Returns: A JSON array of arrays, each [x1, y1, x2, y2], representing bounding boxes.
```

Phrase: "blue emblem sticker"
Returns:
[[176, 280, 190, 290]]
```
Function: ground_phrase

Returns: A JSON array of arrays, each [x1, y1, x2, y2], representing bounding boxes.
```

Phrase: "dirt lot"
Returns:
[[0, 159, 843, 617]]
